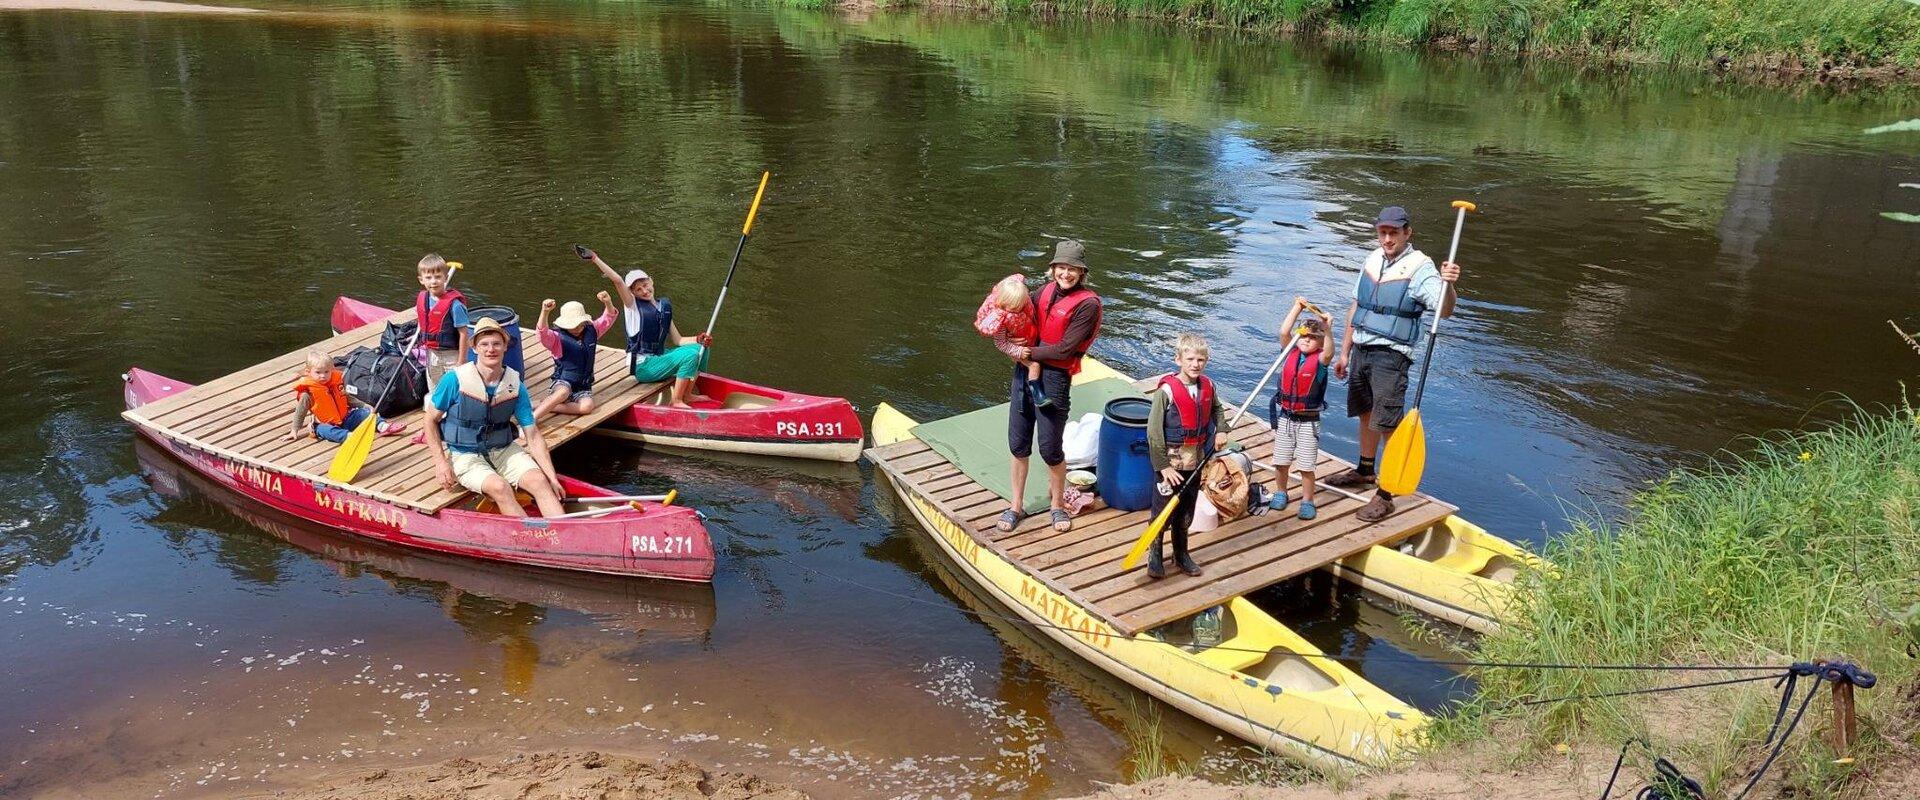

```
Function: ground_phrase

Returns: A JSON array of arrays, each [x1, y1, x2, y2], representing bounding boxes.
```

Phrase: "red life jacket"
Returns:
[[1158, 374, 1215, 446], [1034, 282, 1101, 374], [1275, 349, 1328, 415], [415, 289, 467, 350], [293, 370, 351, 426]]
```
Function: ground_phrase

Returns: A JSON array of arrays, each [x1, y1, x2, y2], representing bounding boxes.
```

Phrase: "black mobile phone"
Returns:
[[573, 244, 592, 260]]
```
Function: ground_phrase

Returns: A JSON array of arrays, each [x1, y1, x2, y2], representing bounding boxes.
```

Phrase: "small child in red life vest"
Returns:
[[414, 253, 470, 390], [288, 350, 406, 443], [975, 274, 1051, 407], [1145, 333, 1228, 578], [1268, 297, 1333, 520]]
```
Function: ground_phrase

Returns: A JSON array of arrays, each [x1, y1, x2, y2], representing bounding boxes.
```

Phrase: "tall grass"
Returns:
[[1463, 406, 1920, 792], [805, 0, 1920, 74]]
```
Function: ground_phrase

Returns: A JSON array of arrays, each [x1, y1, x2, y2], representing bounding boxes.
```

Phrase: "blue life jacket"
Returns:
[[553, 324, 599, 391], [626, 298, 673, 368], [440, 363, 521, 453], [1352, 249, 1428, 348], [1270, 349, 1329, 422]]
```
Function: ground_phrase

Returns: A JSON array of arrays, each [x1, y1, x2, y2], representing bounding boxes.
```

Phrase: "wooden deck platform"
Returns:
[[122, 310, 664, 514], [866, 392, 1457, 636]]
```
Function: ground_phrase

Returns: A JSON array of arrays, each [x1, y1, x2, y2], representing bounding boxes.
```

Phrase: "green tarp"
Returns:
[[909, 378, 1144, 515]]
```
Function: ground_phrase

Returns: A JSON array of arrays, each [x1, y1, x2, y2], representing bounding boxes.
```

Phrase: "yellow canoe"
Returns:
[[870, 401, 1425, 769]]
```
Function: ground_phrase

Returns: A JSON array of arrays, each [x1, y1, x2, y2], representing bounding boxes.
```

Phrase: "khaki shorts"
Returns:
[[424, 348, 462, 389], [450, 443, 540, 493]]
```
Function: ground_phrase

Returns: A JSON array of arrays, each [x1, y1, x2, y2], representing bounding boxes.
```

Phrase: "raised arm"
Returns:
[[583, 248, 634, 310], [1278, 296, 1306, 349]]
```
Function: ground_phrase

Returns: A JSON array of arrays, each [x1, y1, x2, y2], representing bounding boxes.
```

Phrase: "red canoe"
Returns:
[[333, 296, 864, 462], [125, 368, 716, 582]]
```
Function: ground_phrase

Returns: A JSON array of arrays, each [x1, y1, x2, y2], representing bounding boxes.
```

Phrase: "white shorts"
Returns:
[[1271, 417, 1321, 473]]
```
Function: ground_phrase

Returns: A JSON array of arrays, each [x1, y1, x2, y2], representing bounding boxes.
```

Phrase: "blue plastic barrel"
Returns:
[[1097, 396, 1156, 512], [465, 306, 525, 375]]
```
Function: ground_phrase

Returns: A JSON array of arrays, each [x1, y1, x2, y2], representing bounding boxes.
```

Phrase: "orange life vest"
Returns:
[[294, 370, 350, 426]]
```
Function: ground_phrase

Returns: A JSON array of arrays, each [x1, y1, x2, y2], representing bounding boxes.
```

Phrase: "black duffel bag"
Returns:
[[335, 345, 426, 417], [380, 320, 420, 357]]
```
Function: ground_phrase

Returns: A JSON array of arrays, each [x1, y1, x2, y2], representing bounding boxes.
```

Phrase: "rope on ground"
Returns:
[[1595, 661, 1876, 800]]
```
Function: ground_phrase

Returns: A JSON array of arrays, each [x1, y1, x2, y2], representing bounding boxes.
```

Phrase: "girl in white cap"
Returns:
[[578, 246, 713, 408]]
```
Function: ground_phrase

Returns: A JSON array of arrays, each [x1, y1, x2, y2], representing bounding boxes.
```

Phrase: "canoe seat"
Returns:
[[1193, 598, 1287, 675]]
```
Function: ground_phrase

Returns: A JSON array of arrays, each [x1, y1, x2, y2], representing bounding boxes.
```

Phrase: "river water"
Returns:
[[1, 1, 1917, 797]]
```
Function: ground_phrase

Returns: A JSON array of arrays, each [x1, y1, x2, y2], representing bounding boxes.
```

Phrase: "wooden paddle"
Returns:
[[1376, 201, 1474, 497], [328, 260, 464, 483], [701, 172, 770, 357]]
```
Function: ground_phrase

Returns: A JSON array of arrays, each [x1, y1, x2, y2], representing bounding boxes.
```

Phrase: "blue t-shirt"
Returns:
[[430, 371, 535, 452], [426, 294, 470, 335]]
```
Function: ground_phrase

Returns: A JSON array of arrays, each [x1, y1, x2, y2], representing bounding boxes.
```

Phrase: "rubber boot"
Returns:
[[1172, 527, 1202, 576], [1028, 379, 1052, 409], [1146, 533, 1166, 579]]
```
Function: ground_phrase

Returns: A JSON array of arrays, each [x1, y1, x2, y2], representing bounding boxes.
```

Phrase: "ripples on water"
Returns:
[[0, 1, 1917, 796]]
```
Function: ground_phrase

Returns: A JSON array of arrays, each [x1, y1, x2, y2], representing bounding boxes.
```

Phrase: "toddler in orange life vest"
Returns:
[[288, 350, 407, 443], [975, 274, 1051, 408], [1268, 297, 1333, 520]]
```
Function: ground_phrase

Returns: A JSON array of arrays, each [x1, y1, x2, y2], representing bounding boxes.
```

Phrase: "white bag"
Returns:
[[1063, 412, 1102, 469], [1190, 493, 1221, 532]]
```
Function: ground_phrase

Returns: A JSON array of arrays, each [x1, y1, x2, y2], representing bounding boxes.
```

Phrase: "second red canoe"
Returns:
[[332, 296, 864, 462]]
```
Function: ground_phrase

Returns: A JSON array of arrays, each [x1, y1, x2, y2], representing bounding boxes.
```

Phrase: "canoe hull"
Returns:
[[1329, 516, 1529, 633], [870, 403, 1422, 770], [332, 296, 864, 462], [124, 368, 714, 582]]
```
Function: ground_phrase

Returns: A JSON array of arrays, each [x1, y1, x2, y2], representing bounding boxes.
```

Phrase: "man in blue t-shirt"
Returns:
[[423, 318, 565, 517]]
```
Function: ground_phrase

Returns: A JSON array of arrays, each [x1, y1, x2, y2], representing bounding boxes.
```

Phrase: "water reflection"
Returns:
[[136, 440, 718, 642]]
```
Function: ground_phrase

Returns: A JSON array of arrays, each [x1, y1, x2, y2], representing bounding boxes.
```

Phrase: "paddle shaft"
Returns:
[[1405, 206, 1468, 410], [1225, 300, 1326, 429], [703, 172, 770, 345]]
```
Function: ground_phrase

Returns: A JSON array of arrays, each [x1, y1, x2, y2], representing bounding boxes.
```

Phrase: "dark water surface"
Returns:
[[2, 1, 1918, 796]]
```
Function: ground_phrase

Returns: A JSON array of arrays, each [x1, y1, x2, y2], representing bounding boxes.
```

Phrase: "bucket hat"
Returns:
[[552, 301, 593, 331], [1048, 240, 1089, 271]]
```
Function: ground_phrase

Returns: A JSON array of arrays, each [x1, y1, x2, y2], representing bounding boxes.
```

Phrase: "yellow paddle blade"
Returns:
[[1376, 409, 1427, 496], [741, 172, 770, 235], [1122, 497, 1182, 569], [326, 414, 380, 483]]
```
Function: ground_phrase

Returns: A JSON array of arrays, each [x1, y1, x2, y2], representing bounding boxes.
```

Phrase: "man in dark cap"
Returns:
[[1000, 239, 1103, 534], [1328, 206, 1462, 522]]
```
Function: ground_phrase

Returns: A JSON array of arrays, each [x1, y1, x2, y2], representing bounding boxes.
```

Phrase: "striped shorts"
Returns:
[[1271, 417, 1321, 473]]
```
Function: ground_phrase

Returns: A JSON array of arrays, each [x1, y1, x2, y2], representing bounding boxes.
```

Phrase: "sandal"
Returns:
[[995, 508, 1024, 533], [1050, 508, 1072, 532]]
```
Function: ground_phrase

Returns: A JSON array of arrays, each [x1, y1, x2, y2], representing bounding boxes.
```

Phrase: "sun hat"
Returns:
[[1374, 206, 1412, 229], [552, 300, 593, 331], [470, 316, 509, 344], [623, 268, 651, 287], [1048, 239, 1089, 271]]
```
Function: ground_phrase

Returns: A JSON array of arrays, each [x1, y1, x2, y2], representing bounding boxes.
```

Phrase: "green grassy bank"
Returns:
[[786, 0, 1920, 79], [1458, 407, 1920, 795]]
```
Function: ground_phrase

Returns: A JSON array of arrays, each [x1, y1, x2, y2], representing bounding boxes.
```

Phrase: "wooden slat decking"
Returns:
[[867, 398, 1457, 636], [123, 310, 665, 513]]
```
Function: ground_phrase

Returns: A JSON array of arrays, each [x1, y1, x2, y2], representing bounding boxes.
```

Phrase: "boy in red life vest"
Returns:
[[975, 274, 1050, 408], [414, 253, 470, 389], [1268, 298, 1333, 520], [532, 292, 618, 420], [1144, 333, 1228, 578], [287, 350, 406, 443]]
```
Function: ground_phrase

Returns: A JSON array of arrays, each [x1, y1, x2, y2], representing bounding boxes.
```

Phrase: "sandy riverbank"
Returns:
[[223, 750, 807, 800], [0, 0, 263, 12]]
